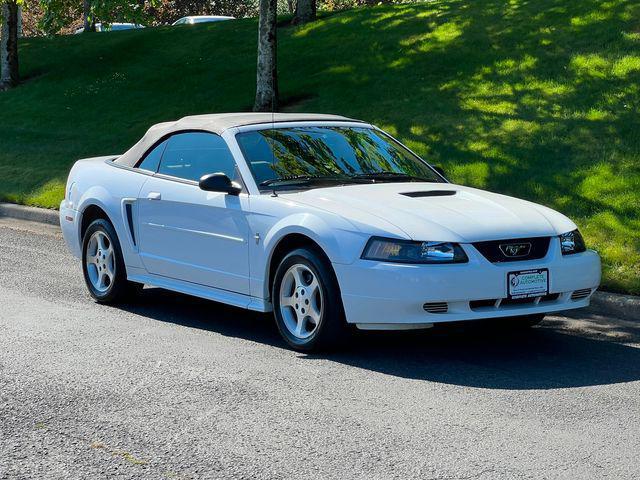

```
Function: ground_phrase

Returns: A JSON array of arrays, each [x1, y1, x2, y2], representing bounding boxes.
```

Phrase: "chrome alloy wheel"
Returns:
[[85, 231, 115, 293], [279, 263, 323, 339]]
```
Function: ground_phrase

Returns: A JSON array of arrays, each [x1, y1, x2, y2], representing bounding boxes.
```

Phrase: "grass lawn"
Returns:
[[0, 0, 638, 294]]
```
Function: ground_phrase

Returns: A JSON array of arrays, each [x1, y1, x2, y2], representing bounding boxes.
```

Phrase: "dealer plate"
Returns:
[[507, 268, 549, 299]]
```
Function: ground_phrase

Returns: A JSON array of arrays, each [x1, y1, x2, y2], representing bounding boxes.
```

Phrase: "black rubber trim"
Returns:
[[473, 237, 551, 263], [401, 190, 457, 198], [124, 203, 136, 246]]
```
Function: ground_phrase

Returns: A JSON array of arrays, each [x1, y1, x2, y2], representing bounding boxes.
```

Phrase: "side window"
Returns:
[[157, 132, 237, 183], [137, 139, 168, 172]]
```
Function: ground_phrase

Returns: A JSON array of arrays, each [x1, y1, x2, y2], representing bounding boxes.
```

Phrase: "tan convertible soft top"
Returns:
[[114, 112, 363, 167]]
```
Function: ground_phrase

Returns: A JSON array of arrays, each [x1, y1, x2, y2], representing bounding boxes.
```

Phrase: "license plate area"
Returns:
[[507, 268, 549, 299]]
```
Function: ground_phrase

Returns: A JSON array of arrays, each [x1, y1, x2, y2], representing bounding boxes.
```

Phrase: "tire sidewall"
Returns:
[[272, 247, 345, 351], [81, 219, 127, 303]]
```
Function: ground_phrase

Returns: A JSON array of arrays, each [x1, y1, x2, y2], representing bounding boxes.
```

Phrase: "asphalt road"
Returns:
[[1, 217, 639, 480]]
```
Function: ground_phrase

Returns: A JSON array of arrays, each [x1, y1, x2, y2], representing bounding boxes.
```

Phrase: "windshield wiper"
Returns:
[[259, 175, 349, 187], [349, 171, 432, 182]]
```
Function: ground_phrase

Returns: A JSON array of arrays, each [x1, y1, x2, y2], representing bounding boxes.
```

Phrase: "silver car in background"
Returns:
[[172, 16, 235, 26]]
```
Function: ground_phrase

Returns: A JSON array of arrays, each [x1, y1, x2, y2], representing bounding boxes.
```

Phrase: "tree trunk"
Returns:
[[286, 0, 295, 15], [83, 0, 96, 32], [253, 0, 278, 112], [292, 0, 315, 25], [0, 0, 19, 90]]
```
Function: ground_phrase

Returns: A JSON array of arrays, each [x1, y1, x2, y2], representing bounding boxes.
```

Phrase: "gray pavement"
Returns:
[[1, 217, 639, 479]]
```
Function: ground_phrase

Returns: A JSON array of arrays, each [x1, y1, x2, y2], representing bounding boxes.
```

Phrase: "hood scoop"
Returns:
[[401, 190, 457, 198]]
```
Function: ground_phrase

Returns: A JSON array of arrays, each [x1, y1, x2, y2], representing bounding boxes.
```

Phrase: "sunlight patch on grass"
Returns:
[[570, 54, 610, 78], [450, 162, 490, 189], [584, 211, 640, 294], [399, 20, 469, 53], [500, 119, 541, 140], [622, 31, 640, 42], [521, 79, 573, 97], [612, 55, 640, 77], [580, 108, 615, 121], [570, 10, 612, 27], [494, 55, 537, 75], [460, 97, 517, 115], [24, 180, 66, 209]]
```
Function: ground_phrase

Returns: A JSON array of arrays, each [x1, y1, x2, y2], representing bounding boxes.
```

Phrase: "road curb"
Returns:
[[0, 202, 59, 226], [1, 201, 638, 319], [591, 291, 640, 321]]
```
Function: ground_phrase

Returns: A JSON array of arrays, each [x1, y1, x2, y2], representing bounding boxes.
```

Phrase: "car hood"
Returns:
[[282, 183, 576, 243]]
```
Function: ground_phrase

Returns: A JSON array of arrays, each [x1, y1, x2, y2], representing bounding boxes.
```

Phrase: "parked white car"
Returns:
[[171, 16, 235, 26], [74, 23, 145, 34], [60, 113, 601, 350]]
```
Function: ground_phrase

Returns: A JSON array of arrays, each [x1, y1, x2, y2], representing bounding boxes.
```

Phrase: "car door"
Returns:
[[137, 131, 251, 295]]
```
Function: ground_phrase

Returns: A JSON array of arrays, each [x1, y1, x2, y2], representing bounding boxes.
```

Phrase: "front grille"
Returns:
[[472, 236, 551, 263], [501, 297, 537, 306], [571, 288, 592, 300], [540, 293, 560, 303], [423, 302, 448, 313], [469, 299, 498, 309], [469, 293, 560, 311]]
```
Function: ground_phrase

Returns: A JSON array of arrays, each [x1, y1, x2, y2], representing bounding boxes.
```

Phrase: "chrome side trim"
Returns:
[[143, 222, 245, 243]]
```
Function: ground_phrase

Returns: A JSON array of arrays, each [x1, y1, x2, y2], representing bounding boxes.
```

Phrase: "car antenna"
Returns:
[[270, 96, 278, 197]]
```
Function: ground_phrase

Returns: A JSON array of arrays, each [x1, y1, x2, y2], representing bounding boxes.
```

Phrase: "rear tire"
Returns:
[[272, 247, 348, 352], [81, 218, 141, 304]]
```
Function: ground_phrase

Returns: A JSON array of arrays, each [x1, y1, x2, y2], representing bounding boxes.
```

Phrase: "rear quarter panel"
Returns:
[[66, 158, 149, 269]]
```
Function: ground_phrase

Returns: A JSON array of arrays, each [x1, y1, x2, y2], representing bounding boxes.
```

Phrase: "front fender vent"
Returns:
[[423, 302, 448, 314]]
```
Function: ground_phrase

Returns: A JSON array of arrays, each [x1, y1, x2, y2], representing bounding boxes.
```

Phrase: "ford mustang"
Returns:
[[60, 113, 601, 350]]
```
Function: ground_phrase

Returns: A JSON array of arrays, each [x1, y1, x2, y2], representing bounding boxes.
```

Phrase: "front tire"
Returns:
[[82, 219, 140, 303], [272, 247, 348, 351]]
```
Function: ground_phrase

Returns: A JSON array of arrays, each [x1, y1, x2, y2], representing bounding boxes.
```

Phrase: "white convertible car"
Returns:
[[60, 113, 601, 350]]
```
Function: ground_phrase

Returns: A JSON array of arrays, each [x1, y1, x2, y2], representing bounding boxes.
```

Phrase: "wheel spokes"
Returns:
[[86, 231, 115, 293], [281, 295, 295, 307], [307, 302, 321, 325], [279, 263, 323, 340], [96, 233, 107, 251], [291, 266, 305, 289]]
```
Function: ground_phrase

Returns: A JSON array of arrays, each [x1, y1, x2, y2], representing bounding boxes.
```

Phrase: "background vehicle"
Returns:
[[74, 23, 145, 34], [59, 113, 601, 351], [172, 16, 235, 26]]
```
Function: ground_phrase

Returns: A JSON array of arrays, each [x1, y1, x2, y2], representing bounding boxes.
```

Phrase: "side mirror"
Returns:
[[432, 165, 446, 178], [199, 173, 242, 195]]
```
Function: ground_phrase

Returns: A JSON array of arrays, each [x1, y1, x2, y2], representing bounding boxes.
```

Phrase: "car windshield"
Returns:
[[236, 126, 443, 191]]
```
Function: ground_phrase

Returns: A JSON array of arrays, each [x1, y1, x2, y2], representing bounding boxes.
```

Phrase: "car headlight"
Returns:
[[560, 229, 586, 255], [362, 237, 468, 264]]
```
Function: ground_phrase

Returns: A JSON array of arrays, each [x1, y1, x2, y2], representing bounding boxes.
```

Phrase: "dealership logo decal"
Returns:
[[499, 242, 531, 257]]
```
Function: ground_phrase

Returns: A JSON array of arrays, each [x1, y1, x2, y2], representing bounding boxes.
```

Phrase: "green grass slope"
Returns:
[[0, 0, 638, 294]]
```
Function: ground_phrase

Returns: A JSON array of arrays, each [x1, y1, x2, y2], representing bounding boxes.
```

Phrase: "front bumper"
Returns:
[[334, 238, 601, 329]]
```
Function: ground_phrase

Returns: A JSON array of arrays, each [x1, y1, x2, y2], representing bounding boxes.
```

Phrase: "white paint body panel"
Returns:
[[60, 118, 601, 328], [137, 176, 251, 294]]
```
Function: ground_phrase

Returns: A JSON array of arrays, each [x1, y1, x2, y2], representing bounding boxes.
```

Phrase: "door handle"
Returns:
[[147, 192, 162, 201]]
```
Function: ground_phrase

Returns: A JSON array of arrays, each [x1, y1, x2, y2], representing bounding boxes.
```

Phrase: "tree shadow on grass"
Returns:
[[120, 286, 640, 390]]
